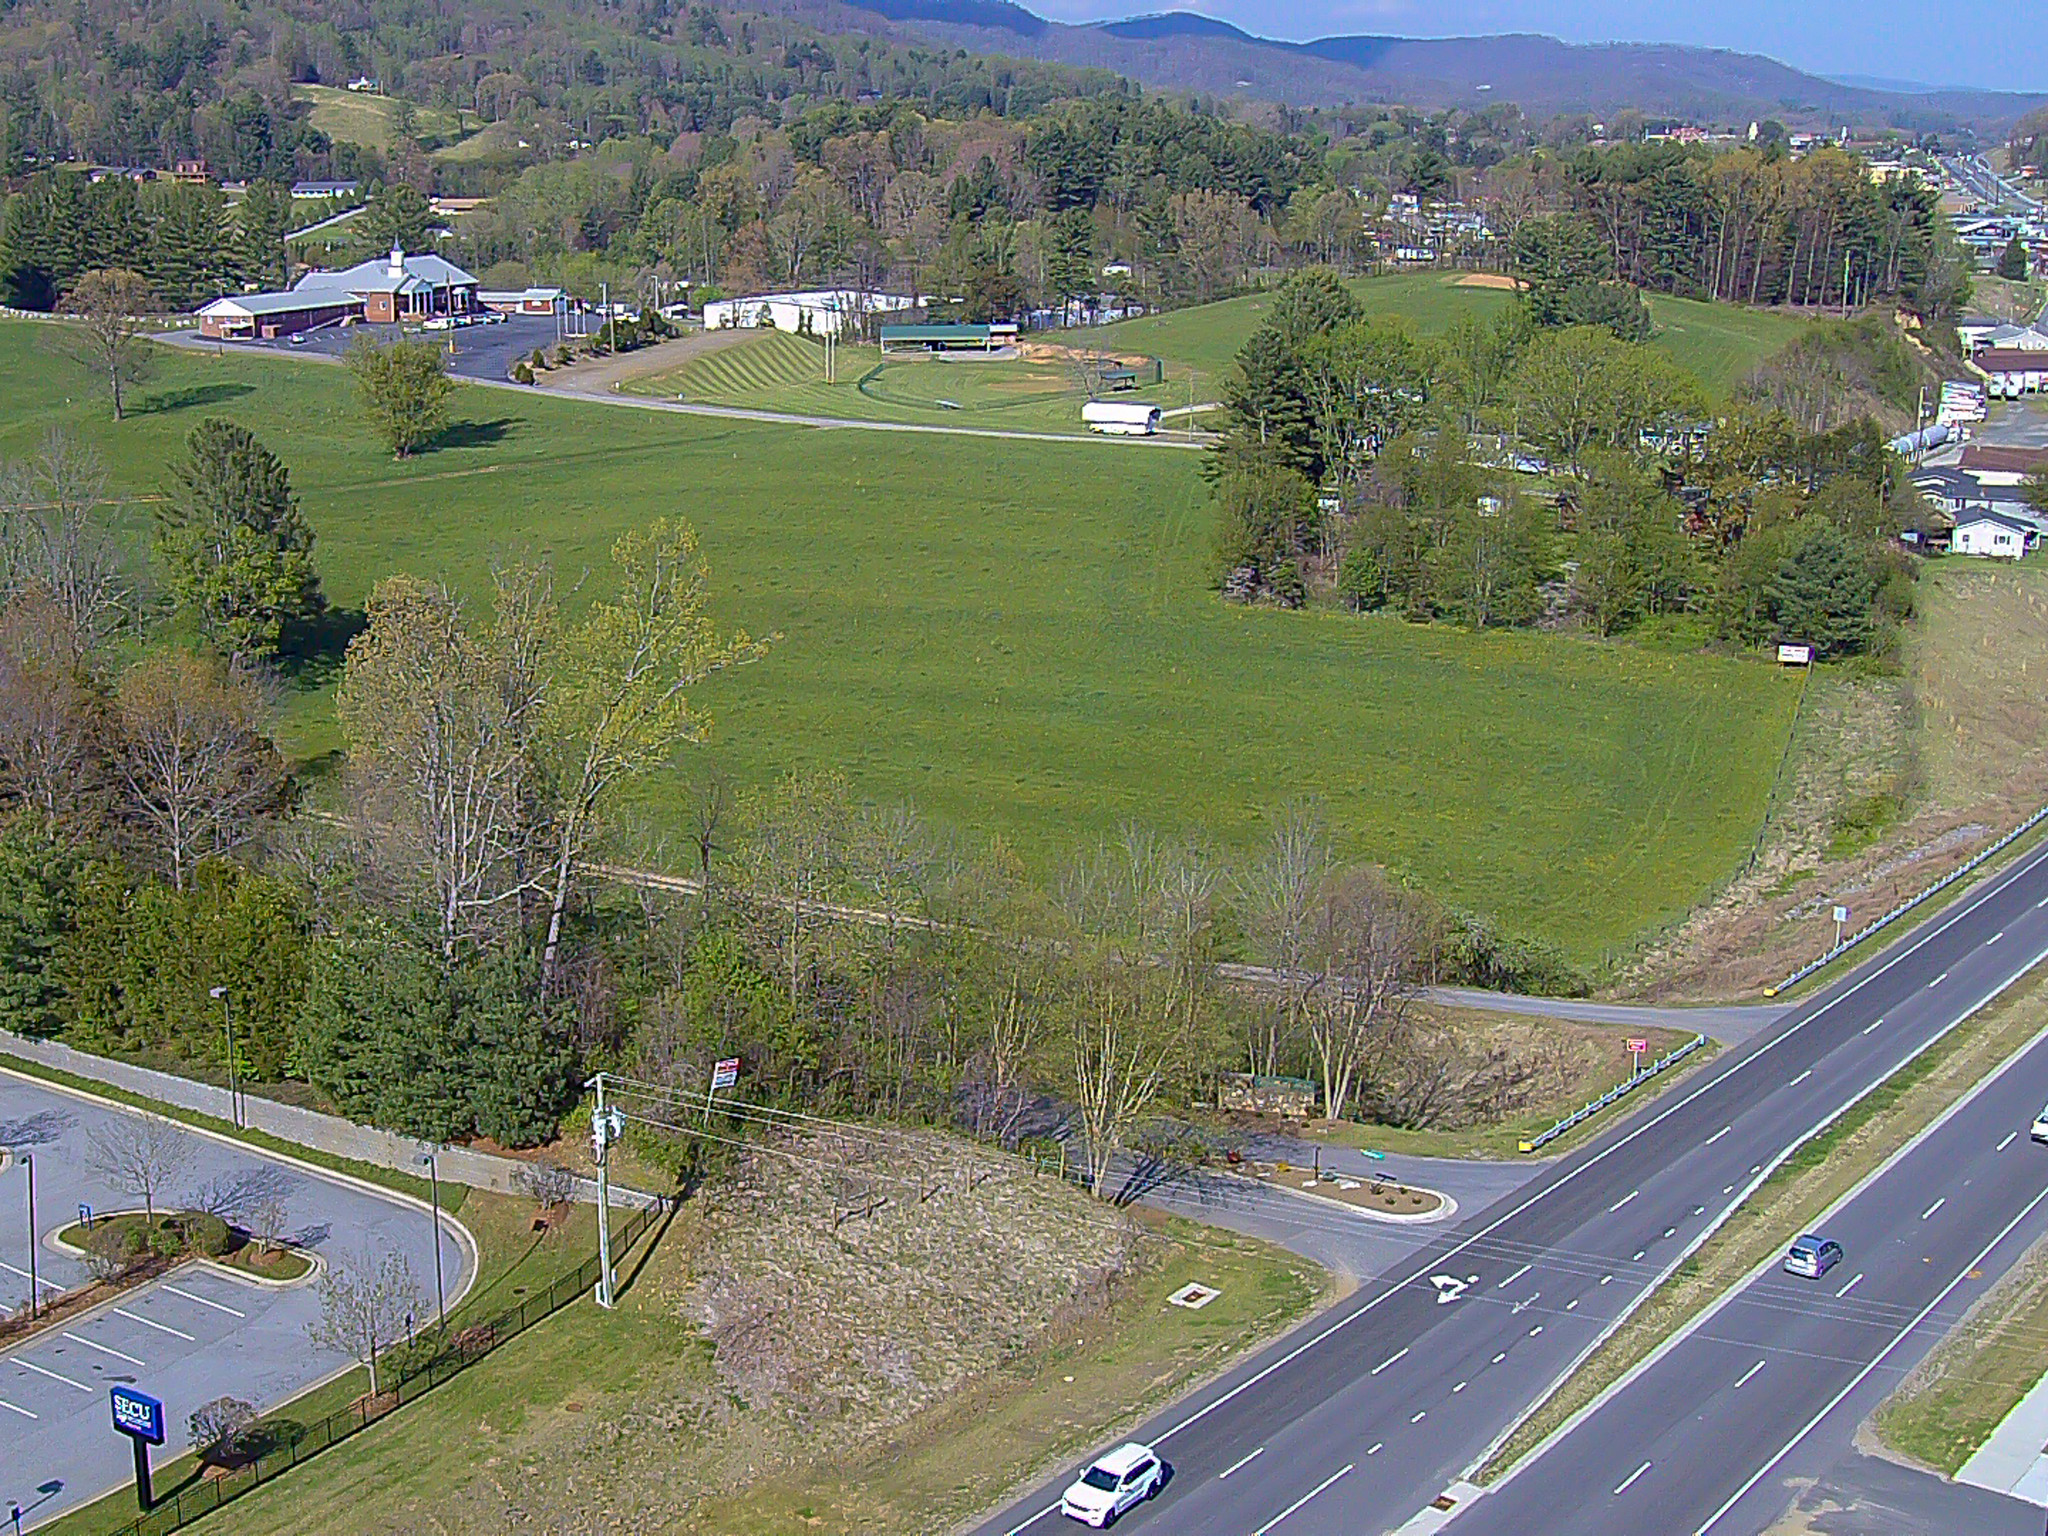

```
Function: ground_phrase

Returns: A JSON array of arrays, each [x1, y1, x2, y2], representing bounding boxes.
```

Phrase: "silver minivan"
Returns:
[[1783, 1233, 1843, 1279]]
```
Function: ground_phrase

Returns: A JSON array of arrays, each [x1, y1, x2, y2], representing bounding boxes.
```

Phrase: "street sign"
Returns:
[[1833, 905, 1849, 924], [710, 1057, 740, 1092], [1626, 1038, 1649, 1077], [1777, 643, 1813, 666], [110, 1386, 163, 1445]]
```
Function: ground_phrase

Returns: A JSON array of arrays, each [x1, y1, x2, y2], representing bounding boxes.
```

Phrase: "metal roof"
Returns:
[[198, 290, 363, 317], [880, 324, 993, 342]]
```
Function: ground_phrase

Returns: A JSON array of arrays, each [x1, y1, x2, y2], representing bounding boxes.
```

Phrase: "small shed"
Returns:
[[1217, 1074, 1319, 1119]]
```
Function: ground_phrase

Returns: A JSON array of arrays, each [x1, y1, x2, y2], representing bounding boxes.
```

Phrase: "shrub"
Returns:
[[552, 343, 572, 367], [512, 361, 534, 385], [182, 1211, 232, 1257], [188, 1396, 257, 1466], [529, 347, 547, 371]]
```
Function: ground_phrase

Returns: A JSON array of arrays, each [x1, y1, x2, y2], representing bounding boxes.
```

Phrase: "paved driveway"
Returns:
[[0, 1071, 471, 1530]]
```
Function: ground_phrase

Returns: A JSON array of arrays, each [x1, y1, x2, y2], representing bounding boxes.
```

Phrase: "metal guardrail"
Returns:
[[1764, 800, 2048, 998], [1519, 1034, 1709, 1153]]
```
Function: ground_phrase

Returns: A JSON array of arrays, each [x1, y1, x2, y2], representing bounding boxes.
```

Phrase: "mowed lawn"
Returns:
[[1093, 271, 1811, 401], [0, 323, 1802, 959]]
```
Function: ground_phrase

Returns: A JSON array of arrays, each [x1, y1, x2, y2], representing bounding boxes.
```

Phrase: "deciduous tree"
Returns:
[[307, 1245, 424, 1397], [345, 335, 454, 458], [83, 1112, 192, 1221], [58, 268, 156, 421]]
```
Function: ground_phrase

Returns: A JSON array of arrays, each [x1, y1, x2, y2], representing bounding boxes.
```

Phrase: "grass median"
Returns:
[[1480, 967, 2048, 1482]]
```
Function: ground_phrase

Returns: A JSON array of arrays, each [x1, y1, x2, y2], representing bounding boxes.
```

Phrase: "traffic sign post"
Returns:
[[1833, 904, 1850, 951], [109, 1386, 164, 1510], [704, 1056, 740, 1122], [1626, 1038, 1649, 1078]]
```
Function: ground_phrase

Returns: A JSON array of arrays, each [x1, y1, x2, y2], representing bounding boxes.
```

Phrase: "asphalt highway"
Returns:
[[971, 833, 2048, 1536], [1446, 985, 2048, 1536]]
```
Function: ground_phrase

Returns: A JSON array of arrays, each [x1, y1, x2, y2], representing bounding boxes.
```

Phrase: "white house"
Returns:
[[700, 289, 916, 338], [1953, 511, 2038, 559]]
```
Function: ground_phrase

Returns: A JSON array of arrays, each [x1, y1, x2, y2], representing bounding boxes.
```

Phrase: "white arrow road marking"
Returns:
[[1432, 1276, 1470, 1305]]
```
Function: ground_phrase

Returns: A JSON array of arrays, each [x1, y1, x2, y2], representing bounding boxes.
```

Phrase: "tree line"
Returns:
[[1212, 269, 1921, 659]]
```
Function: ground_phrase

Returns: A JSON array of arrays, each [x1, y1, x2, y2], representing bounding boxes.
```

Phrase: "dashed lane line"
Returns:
[[1734, 1360, 1767, 1388], [1371, 1348, 1409, 1376], [1613, 1461, 1653, 1496], [1219, 1448, 1265, 1480], [1251, 1464, 1354, 1536]]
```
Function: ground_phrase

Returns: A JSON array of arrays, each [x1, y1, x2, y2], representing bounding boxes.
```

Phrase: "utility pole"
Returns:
[[588, 1073, 624, 1309], [601, 280, 611, 356], [209, 985, 239, 1128]]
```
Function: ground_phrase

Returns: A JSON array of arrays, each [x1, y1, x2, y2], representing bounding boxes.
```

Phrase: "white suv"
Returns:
[[1061, 1442, 1164, 1526], [2032, 1103, 2048, 1143]]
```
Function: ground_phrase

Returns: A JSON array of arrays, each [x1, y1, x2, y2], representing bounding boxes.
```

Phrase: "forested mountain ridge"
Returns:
[[812, 1, 2048, 132]]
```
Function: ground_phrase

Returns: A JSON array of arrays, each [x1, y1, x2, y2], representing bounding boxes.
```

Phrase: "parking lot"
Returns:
[[0, 1072, 472, 1529], [173, 311, 565, 383]]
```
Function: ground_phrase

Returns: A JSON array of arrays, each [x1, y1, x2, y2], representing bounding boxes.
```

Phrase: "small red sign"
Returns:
[[1625, 1038, 1649, 1055]]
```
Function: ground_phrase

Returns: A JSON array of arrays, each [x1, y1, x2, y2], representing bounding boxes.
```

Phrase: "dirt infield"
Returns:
[[1453, 272, 1527, 291]]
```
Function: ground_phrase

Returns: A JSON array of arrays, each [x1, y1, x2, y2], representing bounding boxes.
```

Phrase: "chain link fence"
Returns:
[[98, 1199, 666, 1536]]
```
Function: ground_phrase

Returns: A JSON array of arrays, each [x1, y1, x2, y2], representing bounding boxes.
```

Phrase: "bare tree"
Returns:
[[188, 1396, 257, 1467], [308, 1246, 424, 1397], [58, 269, 157, 421], [84, 1113, 193, 1221], [0, 588, 112, 829], [112, 651, 288, 890], [1303, 869, 1425, 1121], [741, 770, 853, 1009], [0, 432, 130, 650], [1234, 804, 1330, 1077], [248, 1196, 290, 1257], [1067, 962, 1199, 1200]]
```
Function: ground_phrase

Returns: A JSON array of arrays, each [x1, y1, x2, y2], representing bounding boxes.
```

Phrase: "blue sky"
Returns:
[[1030, 1, 2048, 93]]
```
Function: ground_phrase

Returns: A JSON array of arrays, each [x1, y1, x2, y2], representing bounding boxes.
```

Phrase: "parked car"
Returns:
[[1783, 1234, 1843, 1279], [421, 316, 454, 331], [1061, 1442, 1164, 1527], [2031, 1102, 2048, 1142]]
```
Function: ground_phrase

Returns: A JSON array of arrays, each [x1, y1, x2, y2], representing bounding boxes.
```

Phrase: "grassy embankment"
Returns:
[[288, 84, 478, 155], [0, 321, 1800, 964]]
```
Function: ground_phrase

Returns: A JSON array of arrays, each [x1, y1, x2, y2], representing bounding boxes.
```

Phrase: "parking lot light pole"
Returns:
[[208, 985, 240, 1128], [21, 1151, 36, 1320], [418, 1150, 446, 1333]]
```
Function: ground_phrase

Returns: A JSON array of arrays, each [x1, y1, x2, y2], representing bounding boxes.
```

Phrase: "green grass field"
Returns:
[[289, 84, 476, 154], [1092, 271, 1811, 402], [625, 329, 1189, 434], [1, 322, 1802, 960]]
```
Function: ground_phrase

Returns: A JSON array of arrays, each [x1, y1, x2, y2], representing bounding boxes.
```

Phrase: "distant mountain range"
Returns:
[[793, 1, 2045, 131]]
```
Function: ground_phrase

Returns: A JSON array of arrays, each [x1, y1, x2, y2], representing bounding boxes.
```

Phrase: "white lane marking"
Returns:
[[1989, 931, 2005, 944], [13, 1357, 89, 1392], [1498, 1264, 1532, 1288], [1999, 1131, 2019, 1151], [1613, 1461, 1654, 1495], [1837, 1273, 1865, 1297], [1454, 1380, 1467, 1393], [1599, 1275, 1614, 1286], [1219, 1448, 1265, 1480], [995, 846, 2048, 1536], [1791, 1069, 1813, 1087], [1251, 1464, 1354, 1536], [1922, 1198, 1946, 1220], [1371, 1348, 1409, 1376], [1735, 1360, 1767, 1389], [1664, 1228, 1677, 1239], [1632, 1250, 1646, 1262], [1724, 1184, 1736, 1194], [1931, 971, 1949, 987], [1492, 1352, 1508, 1364], [114, 1308, 195, 1341], [62, 1331, 145, 1366], [0, 1261, 60, 1291], [1609, 1191, 1639, 1213], [1567, 1298, 1581, 1311], [1862, 1019, 1882, 1035], [1367, 1443, 1383, 1456], [0, 1395, 35, 1418], [1695, 1178, 2048, 1535], [1529, 1326, 1545, 1336], [1705, 1126, 1731, 1146], [161, 1283, 244, 1318], [1412, 1410, 1427, 1422]]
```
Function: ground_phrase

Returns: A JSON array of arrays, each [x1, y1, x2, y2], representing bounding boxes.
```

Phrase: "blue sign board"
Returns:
[[110, 1386, 164, 1445]]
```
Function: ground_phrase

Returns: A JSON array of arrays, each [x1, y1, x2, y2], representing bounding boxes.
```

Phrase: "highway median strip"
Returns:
[[1477, 966, 2048, 1484]]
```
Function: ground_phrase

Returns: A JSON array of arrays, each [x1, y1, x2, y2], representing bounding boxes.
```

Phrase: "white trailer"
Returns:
[[1082, 401, 1162, 436]]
